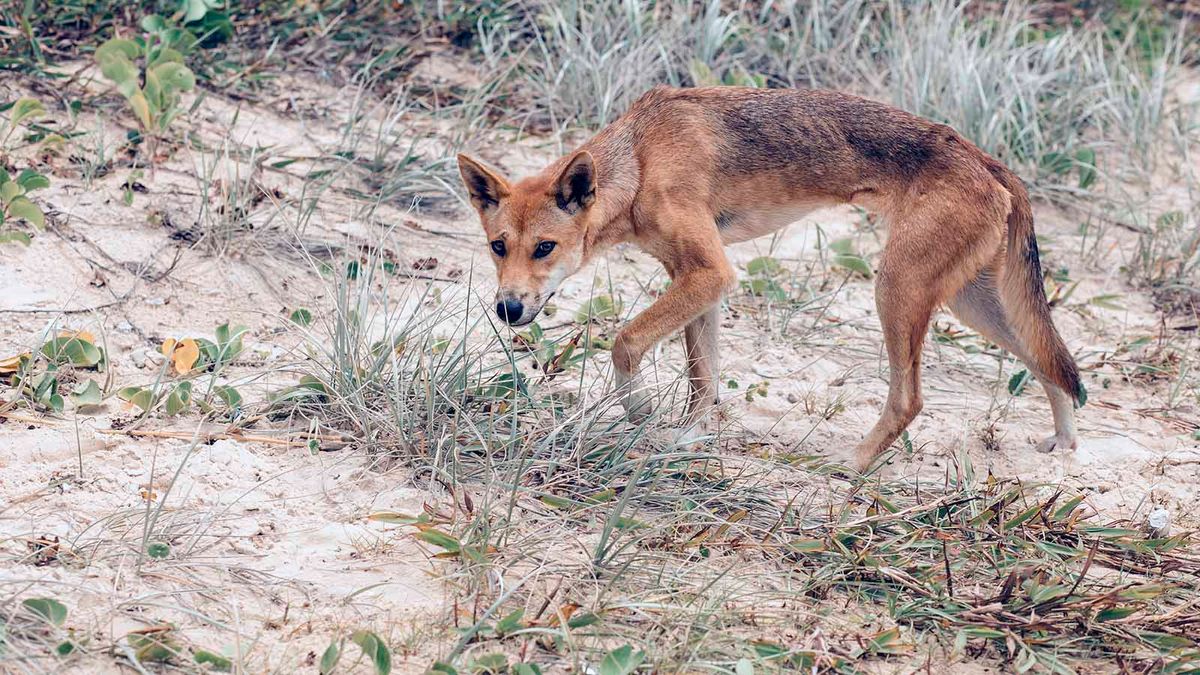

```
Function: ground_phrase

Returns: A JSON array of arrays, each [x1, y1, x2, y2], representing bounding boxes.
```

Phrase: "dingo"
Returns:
[[458, 86, 1084, 471]]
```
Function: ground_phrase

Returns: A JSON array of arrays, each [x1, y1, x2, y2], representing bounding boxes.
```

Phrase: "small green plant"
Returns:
[[2, 331, 107, 413], [95, 16, 197, 158], [575, 293, 624, 323], [0, 96, 46, 158], [0, 167, 49, 244], [118, 323, 247, 417], [742, 255, 789, 302], [512, 323, 591, 377], [319, 630, 392, 675]]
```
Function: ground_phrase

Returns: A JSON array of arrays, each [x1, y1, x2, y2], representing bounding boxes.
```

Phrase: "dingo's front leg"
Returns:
[[611, 238, 734, 424], [682, 304, 721, 424]]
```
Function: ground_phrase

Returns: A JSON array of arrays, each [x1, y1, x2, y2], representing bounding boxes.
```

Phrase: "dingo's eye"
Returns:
[[490, 240, 506, 257], [533, 241, 556, 259]]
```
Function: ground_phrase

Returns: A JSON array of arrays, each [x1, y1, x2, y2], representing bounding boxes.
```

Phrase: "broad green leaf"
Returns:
[[10, 97, 45, 126], [0, 180, 20, 204], [350, 631, 391, 675], [71, 379, 102, 406], [318, 639, 340, 674], [99, 56, 141, 98], [494, 609, 525, 636], [17, 169, 50, 192], [0, 231, 32, 245], [746, 256, 782, 277], [213, 385, 242, 408], [41, 335, 103, 367], [471, 654, 508, 674], [289, 308, 313, 326], [833, 253, 872, 277], [598, 645, 644, 675], [22, 597, 68, 626], [150, 62, 196, 94], [164, 385, 191, 415], [96, 38, 140, 62], [575, 294, 623, 322], [7, 196, 44, 229], [1008, 369, 1030, 396], [118, 386, 155, 411]]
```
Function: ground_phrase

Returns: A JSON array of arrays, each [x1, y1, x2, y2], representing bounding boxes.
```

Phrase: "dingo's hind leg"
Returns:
[[948, 261, 1078, 454]]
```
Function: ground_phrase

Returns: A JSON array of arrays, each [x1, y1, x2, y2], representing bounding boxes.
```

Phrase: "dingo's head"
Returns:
[[457, 151, 596, 327]]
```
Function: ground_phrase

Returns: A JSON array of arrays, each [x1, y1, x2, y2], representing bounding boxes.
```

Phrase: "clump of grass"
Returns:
[[276, 250, 1200, 673], [191, 139, 281, 257], [497, 0, 1192, 201]]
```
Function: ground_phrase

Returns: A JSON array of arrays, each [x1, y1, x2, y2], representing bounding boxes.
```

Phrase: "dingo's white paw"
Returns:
[[615, 370, 654, 422], [1036, 434, 1078, 454]]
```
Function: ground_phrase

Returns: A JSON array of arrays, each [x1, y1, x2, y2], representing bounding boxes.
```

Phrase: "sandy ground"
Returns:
[[1, 62, 1198, 673]]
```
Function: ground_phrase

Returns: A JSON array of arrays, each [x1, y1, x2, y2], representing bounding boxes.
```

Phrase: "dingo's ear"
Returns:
[[457, 154, 509, 212], [554, 150, 595, 214]]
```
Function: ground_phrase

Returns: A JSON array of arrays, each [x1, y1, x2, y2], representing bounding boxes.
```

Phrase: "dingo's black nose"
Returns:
[[496, 299, 524, 324]]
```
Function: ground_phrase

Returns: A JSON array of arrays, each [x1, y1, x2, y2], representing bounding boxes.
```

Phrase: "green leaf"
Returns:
[[289, 308, 313, 326], [128, 92, 153, 129], [1004, 503, 1042, 530], [1088, 294, 1125, 310], [98, 56, 141, 98], [1096, 606, 1138, 622], [194, 649, 232, 671], [1007, 369, 1030, 396], [7, 196, 45, 229], [71, 379, 103, 406], [744, 278, 789, 302], [566, 612, 599, 628], [598, 645, 644, 675], [788, 538, 825, 553], [149, 62, 196, 94], [212, 385, 242, 409], [494, 609, 525, 637], [164, 382, 192, 416], [416, 529, 461, 553], [350, 630, 391, 675], [22, 597, 68, 627], [0, 231, 32, 245], [833, 253, 872, 277], [10, 97, 46, 127], [96, 38, 140, 62], [513, 664, 543, 675], [318, 639, 340, 674], [41, 336, 103, 367], [575, 294, 623, 322], [118, 386, 155, 411], [746, 256, 782, 277], [16, 169, 50, 192], [1076, 147, 1097, 189]]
